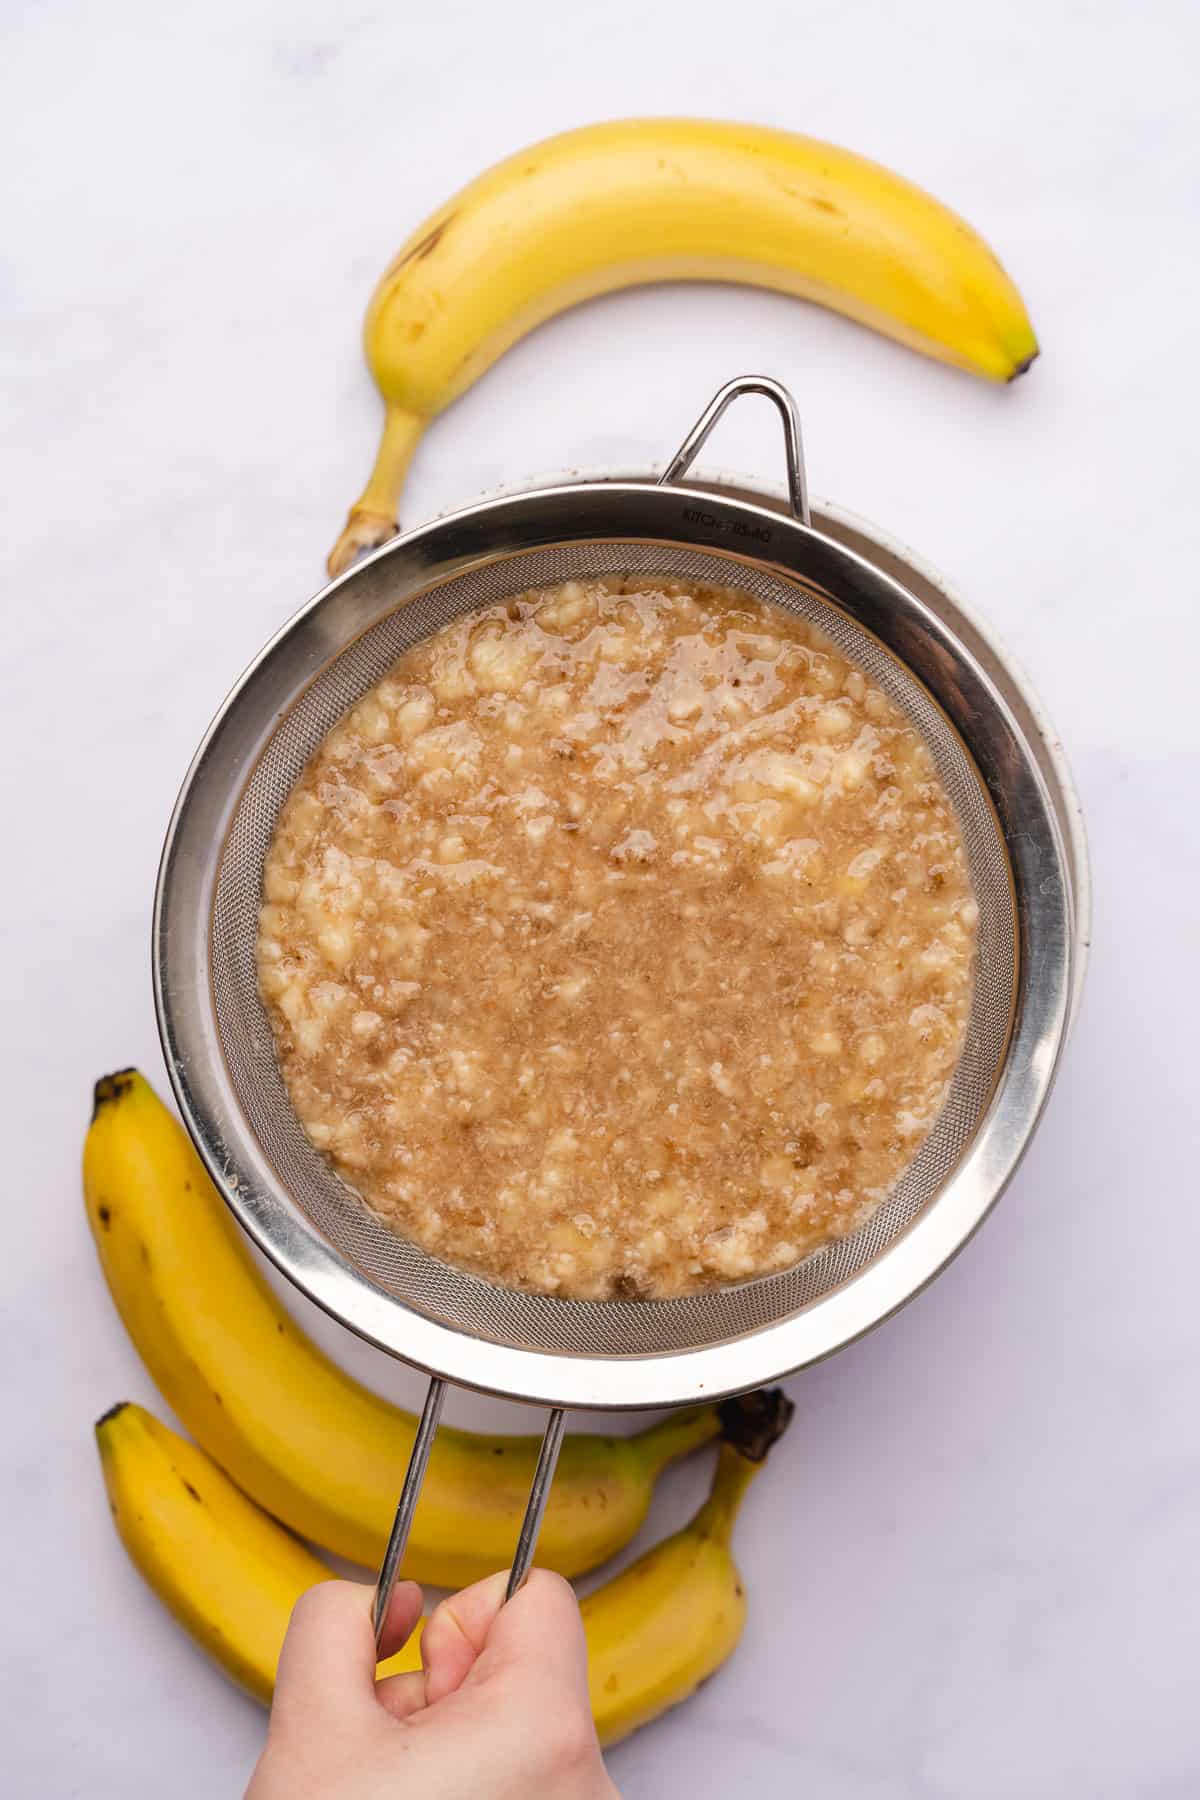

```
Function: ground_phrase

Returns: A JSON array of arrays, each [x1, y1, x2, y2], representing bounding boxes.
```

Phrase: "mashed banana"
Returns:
[[257, 576, 976, 1298]]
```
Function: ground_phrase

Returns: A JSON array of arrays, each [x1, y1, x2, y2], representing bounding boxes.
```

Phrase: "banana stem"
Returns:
[[326, 404, 426, 579], [692, 1386, 796, 1545], [692, 1443, 761, 1547], [631, 1405, 721, 1476]]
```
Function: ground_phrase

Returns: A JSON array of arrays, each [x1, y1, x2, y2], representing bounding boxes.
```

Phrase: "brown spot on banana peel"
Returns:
[[387, 215, 455, 278], [771, 179, 843, 216], [182, 1480, 203, 1504]]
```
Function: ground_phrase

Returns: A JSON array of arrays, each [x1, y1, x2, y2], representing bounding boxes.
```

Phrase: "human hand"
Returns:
[[246, 1571, 619, 1800]]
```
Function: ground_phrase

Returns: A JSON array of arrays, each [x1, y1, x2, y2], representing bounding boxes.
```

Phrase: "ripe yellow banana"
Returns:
[[328, 117, 1038, 575], [84, 1071, 718, 1582], [96, 1401, 423, 1703], [96, 1394, 790, 1744], [582, 1389, 792, 1747], [98, 1401, 345, 1702]]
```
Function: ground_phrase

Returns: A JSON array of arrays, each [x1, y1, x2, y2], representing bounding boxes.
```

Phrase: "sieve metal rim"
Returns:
[[154, 477, 1074, 1411]]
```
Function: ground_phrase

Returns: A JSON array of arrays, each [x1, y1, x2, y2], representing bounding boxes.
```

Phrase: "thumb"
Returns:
[[272, 1579, 423, 1730], [421, 1569, 588, 1707]]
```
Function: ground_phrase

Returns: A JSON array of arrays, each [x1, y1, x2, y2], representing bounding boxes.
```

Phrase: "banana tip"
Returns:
[[1008, 346, 1039, 381], [95, 1401, 131, 1433], [92, 1069, 138, 1120], [717, 1388, 795, 1461]]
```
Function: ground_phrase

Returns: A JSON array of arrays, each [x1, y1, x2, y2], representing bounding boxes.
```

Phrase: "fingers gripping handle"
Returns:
[[372, 1384, 568, 1648]]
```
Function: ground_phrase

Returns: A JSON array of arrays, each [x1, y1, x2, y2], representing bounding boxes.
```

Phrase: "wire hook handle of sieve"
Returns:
[[372, 1376, 567, 1652], [659, 374, 811, 526]]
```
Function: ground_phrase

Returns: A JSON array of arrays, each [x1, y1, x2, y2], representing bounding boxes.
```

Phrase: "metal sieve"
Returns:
[[153, 376, 1083, 1632]]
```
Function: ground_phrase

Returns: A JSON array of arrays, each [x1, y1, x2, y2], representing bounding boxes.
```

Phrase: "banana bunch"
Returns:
[[84, 1070, 718, 1584], [97, 1392, 792, 1744], [85, 1069, 794, 1744], [328, 117, 1038, 575]]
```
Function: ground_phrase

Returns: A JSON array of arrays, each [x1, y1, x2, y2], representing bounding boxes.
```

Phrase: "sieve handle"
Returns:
[[658, 374, 811, 526], [504, 1406, 566, 1601], [373, 1373, 446, 1652], [372, 1380, 568, 1652]]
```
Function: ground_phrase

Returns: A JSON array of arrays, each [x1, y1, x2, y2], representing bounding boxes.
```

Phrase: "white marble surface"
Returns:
[[3, 0, 1199, 1793]]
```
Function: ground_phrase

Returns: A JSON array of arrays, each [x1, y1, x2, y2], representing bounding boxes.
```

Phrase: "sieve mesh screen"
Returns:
[[211, 540, 1015, 1357]]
